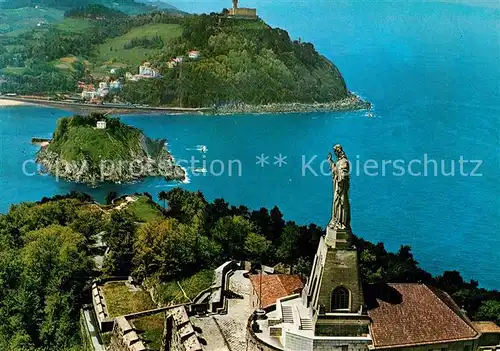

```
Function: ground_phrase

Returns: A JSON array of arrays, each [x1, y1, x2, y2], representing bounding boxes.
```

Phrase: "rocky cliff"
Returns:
[[36, 113, 185, 186]]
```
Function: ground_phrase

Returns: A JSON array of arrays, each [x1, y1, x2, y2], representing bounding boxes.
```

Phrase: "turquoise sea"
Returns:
[[0, 1, 498, 288]]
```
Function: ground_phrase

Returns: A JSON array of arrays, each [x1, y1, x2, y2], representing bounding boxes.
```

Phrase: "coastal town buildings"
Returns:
[[81, 89, 98, 100], [126, 62, 162, 81], [97, 82, 109, 98], [138, 62, 161, 78], [109, 80, 122, 90]]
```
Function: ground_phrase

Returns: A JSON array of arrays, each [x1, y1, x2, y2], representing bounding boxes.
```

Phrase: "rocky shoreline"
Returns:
[[213, 94, 371, 115], [36, 118, 186, 188], [37, 146, 186, 187]]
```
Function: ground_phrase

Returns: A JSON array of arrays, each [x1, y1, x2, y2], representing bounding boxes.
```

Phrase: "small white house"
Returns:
[[188, 51, 201, 59], [139, 62, 160, 78], [109, 80, 122, 90], [81, 90, 98, 100], [96, 121, 107, 130]]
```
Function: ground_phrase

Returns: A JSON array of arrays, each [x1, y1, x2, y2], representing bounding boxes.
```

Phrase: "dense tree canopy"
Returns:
[[0, 189, 498, 349], [1, 10, 347, 107]]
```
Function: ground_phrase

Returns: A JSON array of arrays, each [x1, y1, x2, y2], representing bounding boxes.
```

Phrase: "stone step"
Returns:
[[300, 318, 313, 330], [282, 305, 294, 324]]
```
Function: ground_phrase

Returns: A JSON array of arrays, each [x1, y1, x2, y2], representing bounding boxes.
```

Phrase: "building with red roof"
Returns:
[[249, 274, 303, 309], [367, 283, 479, 349]]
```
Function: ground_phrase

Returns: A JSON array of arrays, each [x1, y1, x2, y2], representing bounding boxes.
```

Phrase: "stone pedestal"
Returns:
[[325, 225, 351, 249]]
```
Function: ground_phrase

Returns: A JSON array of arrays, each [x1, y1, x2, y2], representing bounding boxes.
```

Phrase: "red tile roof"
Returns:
[[367, 283, 478, 349], [249, 274, 304, 308], [472, 321, 500, 333]]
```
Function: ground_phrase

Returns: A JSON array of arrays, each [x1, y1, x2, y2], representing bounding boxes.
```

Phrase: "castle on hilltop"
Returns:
[[228, 0, 257, 19]]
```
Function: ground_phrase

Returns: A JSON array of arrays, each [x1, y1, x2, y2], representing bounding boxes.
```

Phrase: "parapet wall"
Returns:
[[229, 7, 257, 18], [92, 282, 115, 332], [109, 306, 203, 351], [109, 316, 147, 351]]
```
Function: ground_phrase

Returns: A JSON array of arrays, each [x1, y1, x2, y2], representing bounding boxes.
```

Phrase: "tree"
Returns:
[[70, 207, 106, 243], [244, 232, 271, 262], [102, 210, 137, 275], [276, 221, 300, 265], [133, 219, 197, 280], [163, 189, 208, 229], [211, 216, 254, 260], [105, 191, 117, 205], [269, 206, 285, 244], [17, 225, 93, 349], [158, 191, 167, 209], [475, 300, 500, 325], [295, 257, 312, 279]]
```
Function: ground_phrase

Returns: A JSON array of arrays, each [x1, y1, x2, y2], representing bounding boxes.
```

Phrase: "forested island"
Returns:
[[0, 3, 369, 112], [0, 189, 498, 350], [36, 113, 185, 185]]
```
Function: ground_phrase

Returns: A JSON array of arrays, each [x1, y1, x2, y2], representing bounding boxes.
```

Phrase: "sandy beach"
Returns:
[[0, 99, 27, 107]]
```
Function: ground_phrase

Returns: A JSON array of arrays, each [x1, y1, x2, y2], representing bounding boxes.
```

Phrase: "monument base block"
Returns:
[[325, 225, 351, 249]]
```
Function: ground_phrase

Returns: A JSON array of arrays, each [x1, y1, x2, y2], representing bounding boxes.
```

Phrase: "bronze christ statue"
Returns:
[[327, 144, 351, 231]]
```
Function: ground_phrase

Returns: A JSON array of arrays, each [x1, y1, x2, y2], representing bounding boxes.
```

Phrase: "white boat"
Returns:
[[196, 145, 207, 153], [193, 167, 207, 173]]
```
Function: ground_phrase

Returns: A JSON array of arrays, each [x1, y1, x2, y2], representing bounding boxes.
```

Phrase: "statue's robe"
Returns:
[[330, 157, 351, 230]]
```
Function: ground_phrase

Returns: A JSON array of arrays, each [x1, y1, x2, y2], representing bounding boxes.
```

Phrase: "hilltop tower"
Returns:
[[228, 0, 257, 18]]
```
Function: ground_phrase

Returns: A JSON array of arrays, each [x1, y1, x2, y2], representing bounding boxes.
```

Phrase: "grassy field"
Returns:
[[4, 45, 24, 52], [0, 7, 64, 34], [55, 18, 92, 33], [155, 280, 188, 305], [49, 121, 143, 165], [95, 23, 183, 67], [181, 269, 214, 300], [101, 281, 156, 317], [133, 313, 165, 351], [128, 196, 164, 223], [0, 66, 27, 75], [155, 269, 214, 305]]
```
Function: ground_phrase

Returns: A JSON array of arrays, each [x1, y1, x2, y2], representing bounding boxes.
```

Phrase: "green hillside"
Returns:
[[0, 9, 361, 110], [96, 23, 183, 67], [37, 113, 185, 184], [47, 115, 143, 164], [55, 18, 93, 33], [0, 6, 64, 34], [120, 15, 349, 107], [0, 0, 181, 34]]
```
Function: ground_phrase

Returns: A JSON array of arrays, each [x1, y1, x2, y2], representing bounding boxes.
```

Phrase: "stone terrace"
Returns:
[[192, 270, 253, 351]]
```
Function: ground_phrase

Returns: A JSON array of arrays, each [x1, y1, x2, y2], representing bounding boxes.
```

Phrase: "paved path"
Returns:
[[83, 309, 104, 351], [191, 270, 253, 351], [214, 270, 253, 351], [191, 316, 230, 351]]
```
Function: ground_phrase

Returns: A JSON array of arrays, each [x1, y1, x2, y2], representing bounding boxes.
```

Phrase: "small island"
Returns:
[[36, 113, 185, 185]]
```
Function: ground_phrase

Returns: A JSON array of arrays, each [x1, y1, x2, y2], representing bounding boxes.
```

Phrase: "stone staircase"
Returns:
[[282, 305, 294, 324], [300, 318, 313, 331]]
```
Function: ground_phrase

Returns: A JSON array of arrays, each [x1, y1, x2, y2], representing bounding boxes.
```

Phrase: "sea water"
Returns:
[[0, 0, 498, 288]]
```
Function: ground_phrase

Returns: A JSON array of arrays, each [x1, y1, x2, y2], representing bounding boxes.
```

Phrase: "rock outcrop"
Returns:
[[36, 113, 185, 186]]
